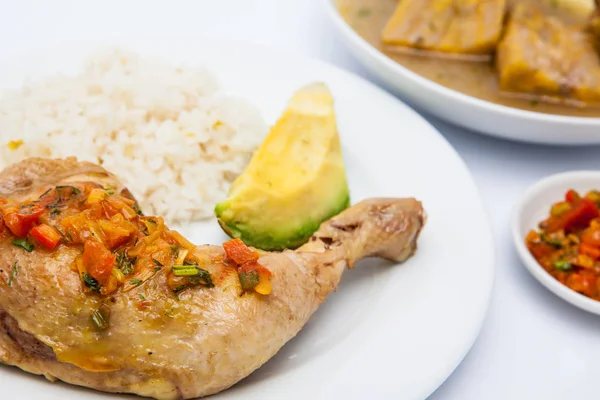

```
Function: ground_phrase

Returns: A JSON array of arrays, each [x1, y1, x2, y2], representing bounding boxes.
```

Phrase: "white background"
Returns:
[[3, 0, 600, 399]]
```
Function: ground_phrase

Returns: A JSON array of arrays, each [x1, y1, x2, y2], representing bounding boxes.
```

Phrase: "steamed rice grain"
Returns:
[[0, 48, 268, 224]]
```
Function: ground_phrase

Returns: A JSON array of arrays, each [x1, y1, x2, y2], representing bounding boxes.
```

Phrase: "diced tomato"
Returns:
[[579, 243, 600, 260], [581, 226, 600, 247], [567, 272, 598, 297], [3, 206, 44, 237], [566, 189, 581, 203], [223, 238, 259, 265], [527, 242, 555, 259], [30, 224, 61, 250], [82, 240, 116, 284], [546, 198, 599, 233]]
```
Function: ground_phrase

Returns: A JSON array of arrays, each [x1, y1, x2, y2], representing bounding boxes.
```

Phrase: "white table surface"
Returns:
[[4, 1, 600, 399]]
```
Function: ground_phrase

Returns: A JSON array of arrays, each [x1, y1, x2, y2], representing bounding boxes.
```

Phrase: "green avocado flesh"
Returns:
[[214, 83, 350, 251]]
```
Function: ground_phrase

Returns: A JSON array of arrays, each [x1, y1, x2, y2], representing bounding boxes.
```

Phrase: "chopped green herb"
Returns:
[[39, 188, 52, 199], [54, 228, 70, 243], [130, 278, 142, 286], [357, 8, 371, 18], [541, 234, 563, 248], [152, 258, 163, 267], [165, 306, 176, 318], [12, 238, 34, 252], [8, 262, 18, 286], [82, 273, 100, 291], [154, 266, 161, 272], [554, 260, 572, 271], [132, 203, 144, 215], [173, 285, 187, 293], [50, 208, 61, 217], [46, 196, 61, 210], [19, 205, 38, 214], [172, 266, 200, 276], [55, 185, 81, 195], [172, 265, 214, 288], [530, 99, 539, 107], [91, 308, 109, 330], [239, 270, 259, 290], [139, 294, 147, 301], [116, 252, 135, 275], [104, 187, 115, 195]]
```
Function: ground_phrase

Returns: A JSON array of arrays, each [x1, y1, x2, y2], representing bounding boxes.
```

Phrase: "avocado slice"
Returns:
[[215, 83, 350, 251]]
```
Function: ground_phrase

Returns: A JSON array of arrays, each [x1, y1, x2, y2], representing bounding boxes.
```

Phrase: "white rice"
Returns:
[[0, 48, 268, 224]]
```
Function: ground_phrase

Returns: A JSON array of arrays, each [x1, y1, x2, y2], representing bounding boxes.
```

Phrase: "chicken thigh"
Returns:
[[0, 157, 425, 399]]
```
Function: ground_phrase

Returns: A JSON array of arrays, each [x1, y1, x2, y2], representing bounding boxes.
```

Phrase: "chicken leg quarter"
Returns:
[[0, 158, 425, 399]]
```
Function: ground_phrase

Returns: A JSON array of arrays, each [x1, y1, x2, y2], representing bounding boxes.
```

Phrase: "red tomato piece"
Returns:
[[565, 189, 580, 203], [4, 206, 44, 237], [546, 199, 599, 233], [581, 226, 600, 247], [83, 240, 116, 284], [223, 238, 259, 265], [30, 224, 61, 250]]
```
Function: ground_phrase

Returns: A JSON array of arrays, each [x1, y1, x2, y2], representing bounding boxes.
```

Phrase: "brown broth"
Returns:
[[337, 0, 600, 117]]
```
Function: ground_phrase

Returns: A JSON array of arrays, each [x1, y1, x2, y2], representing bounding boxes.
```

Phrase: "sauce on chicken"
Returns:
[[0, 183, 271, 311]]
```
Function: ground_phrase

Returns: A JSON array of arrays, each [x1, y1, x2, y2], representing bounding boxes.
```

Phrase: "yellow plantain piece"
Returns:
[[381, 0, 507, 56], [496, 3, 600, 104]]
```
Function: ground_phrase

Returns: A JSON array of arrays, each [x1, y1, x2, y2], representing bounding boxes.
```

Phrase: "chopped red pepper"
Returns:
[[83, 240, 115, 284], [3, 206, 44, 237], [223, 238, 272, 293], [223, 238, 259, 265], [546, 198, 599, 233], [30, 224, 61, 250]]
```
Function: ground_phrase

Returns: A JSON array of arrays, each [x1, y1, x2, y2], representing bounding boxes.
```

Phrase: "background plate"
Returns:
[[0, 36, 494, 400]]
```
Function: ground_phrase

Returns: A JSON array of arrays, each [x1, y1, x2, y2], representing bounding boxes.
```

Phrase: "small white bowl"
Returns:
[[512, 171, 600, 315]]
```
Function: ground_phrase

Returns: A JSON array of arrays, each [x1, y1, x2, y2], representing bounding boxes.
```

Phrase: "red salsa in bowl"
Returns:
[[526, 189, 600, 301]]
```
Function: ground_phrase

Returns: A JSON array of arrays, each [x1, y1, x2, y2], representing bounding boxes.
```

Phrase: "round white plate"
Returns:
[[0, 37, 494, 400], [513, 171, 600, 315], [323, 0, 600, 146]]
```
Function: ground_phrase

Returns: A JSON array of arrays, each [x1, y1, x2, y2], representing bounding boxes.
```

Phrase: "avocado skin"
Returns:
[[215, 192, 350, 251]]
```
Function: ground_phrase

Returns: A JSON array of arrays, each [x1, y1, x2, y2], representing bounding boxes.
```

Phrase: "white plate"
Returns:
[[0, 37, 494, 400], [323, 0, 600, 146], [512, 171, 600, 315]]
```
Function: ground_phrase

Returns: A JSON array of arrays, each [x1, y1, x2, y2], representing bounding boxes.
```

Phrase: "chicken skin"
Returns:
[[0, 157, 425, 399]]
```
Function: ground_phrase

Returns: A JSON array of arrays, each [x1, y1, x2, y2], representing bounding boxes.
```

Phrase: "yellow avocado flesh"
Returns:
[[215, 83, 350, 250]]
